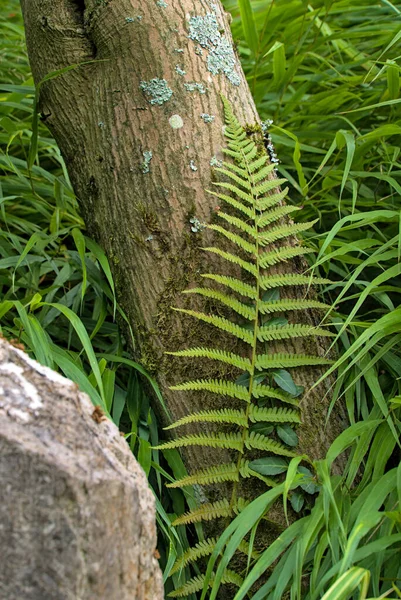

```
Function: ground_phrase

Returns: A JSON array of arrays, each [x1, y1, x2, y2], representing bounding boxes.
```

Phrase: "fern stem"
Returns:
[[229, 144, 263, 511]]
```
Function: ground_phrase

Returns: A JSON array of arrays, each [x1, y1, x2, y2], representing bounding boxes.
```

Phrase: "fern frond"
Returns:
[[166, 346, 252, 371], [253, 168, 276, 184], [257, 323, 334, 342], [213, 167, 252, 190], [252, 384, 299, 406], [172, 308, 253, 344], [208, 224, 257, 254], [256, 187, 289, 210], [203, 247, 257, 276], [254, 178, 287, 197], [248, 154, 270, 173], [256, 353, 333, 370], [153, 432, 243, 452], [170, 538, 218, 575], [260, 273, 331, 290], [168, 569, 243, 597], [245, 432, 298, 457], [172, 498, 232, 525], [259, 298, 331, 314], [217, 211, 257, 238], [167, 462, 239, 488], [202, 273, 257, 299], [257, 205, 301, 228], [252, 383, 300, 406], [164, 408, 247, 430], [259, 246, 314, 268], [249, 405, 301, 423], [258, 220, 319, 246], [213, 182, 254, 205], [168, 380, 250, 402], [221, 160, 247, 176], [183, 287, 256, 320], [207, 190, 254, 218]]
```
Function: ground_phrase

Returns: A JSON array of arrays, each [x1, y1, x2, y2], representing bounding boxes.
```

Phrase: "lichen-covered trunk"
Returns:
[[20, 0, 345, 496]]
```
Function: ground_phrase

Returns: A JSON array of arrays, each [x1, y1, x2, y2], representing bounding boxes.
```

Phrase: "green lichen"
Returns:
[[184, 82, 207, 94], [187, 10, 240, 86], [169, 114, 184, 129], [142, 150, 153, 174], [210, 155, 222, 167], [175, 65, 186, 76], [140, 78, 173, 105], [156, 0, 168, 6], [201, 113, 215, 123]]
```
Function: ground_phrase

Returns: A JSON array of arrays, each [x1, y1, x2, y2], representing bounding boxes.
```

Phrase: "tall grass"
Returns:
[[199, 1, 401, 598], [1, 0, 401, 598]]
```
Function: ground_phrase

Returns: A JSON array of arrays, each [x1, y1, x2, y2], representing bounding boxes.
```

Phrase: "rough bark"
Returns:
[[20, 0, 346, 495], [0, 336, 163, 600]]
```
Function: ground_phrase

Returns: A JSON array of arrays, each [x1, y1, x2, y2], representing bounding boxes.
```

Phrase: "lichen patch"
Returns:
[[140, 79, 173, 105], [187, 10, 241, 86], [201, 113, 215, 123], [142, 150, 153, 174], [169, 114, 184, 129]]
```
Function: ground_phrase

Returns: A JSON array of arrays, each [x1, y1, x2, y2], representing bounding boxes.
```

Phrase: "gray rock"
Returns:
[[0, 338, 163, 600]]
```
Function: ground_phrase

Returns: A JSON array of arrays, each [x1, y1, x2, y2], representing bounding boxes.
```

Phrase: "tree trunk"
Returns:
[[20, 0, 346, 500]]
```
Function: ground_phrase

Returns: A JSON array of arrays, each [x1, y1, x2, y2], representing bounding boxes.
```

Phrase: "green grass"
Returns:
[[1, 0, 401, 598]]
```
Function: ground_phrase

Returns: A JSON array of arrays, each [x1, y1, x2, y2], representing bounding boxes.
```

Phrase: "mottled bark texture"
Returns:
[[20, 0, 346, 500], [0, 337, 163, 600]]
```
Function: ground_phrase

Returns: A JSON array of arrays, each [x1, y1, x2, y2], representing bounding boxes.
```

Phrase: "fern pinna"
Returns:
[[155, 97, 333, 597]]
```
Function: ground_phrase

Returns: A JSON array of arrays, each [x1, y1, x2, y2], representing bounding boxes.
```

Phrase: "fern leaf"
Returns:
[[168, 379, 250, 402], [164, 408, 247, 430], [217, 211, 257, 238], [249, 405, 301, 423], [257, 205, 301, 228], [258, 220, 318, 246], [153, 432, 243, 452], [202, 273, 257, 299], [257, 323, 334, 342], [259, 246, 314, 268], [259, 298, 331, 314], [169, 569, 243, 597], [203, 247, 257, 276], [213, 181, 254, 205], [256, 187, 289, 210], [252, 383, 300, 406], [208, 224, 257, 254], [260, 273, 331, 290], [172, 498, 232, 526], [252, 165, 277, 184], [167, 462, 239, 488], [221, 160, 247, 178], [245, 432, 298, 457], [170, 538, 218, 575], [256, 353, 333, 370], [254, 178, 287, 197], [170, 536, 259, 576], [213, 167, 252, 190], [183, 287, 256, 320], [166, 346, 252, 371], [248, 153, 269, 173], [207, 190, 253, 218], [173, 308, 253, 344]]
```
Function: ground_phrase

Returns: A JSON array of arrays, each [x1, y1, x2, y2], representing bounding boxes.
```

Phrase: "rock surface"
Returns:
[[0, 337, 164, 600]]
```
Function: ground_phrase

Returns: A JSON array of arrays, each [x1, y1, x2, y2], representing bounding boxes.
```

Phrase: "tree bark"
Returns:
[[20, 0, 346, 497]]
